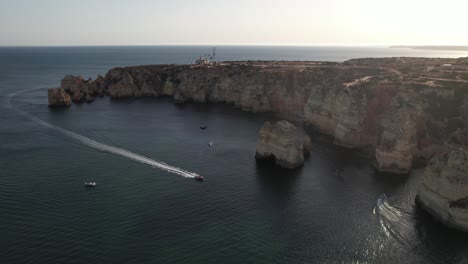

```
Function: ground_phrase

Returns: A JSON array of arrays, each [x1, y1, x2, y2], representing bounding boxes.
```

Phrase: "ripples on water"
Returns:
[[1, 46, 468, 264], [8, 90, 200, 179]]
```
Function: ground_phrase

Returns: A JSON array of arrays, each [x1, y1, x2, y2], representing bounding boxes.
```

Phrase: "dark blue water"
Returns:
[[1, 46, 468, 264]]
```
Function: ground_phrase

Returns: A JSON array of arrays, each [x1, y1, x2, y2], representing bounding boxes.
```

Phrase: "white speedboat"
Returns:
[[194, 175, 204, 182], [208, 141, 213, 147], [84, 182, 96, 187]]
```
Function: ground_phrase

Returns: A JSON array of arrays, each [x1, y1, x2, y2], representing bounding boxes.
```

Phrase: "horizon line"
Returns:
[[1, 44, 467, 48]]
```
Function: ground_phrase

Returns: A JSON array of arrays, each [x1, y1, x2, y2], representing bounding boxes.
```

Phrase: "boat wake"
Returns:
[[373, 196, 416, 248], [6, 89, 199, 179]]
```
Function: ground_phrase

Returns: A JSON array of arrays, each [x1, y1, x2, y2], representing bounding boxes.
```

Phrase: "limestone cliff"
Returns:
[[304, 84, 371, 148], [255, 121, 304, 169], [48, 88, 71, 107], [417, 150, 468, 231], [374, 94, 419, 173], [54, 59, 468, 173]]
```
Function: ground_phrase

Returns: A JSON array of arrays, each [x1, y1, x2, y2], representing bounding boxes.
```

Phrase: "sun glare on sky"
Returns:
[[0, 0, 466, 46]]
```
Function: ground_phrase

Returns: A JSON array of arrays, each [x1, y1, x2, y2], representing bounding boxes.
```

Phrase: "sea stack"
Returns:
[[255, 121, 304, 169], [417, 149, 468, 231], [47, 88, 71, 107]]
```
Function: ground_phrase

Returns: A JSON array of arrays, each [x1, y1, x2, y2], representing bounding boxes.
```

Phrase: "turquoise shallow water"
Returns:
[[1, 46, 468, 264]]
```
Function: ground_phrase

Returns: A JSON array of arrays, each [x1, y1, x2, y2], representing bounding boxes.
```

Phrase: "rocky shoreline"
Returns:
[[48, 58, 468, 175], [417, 149, 468, 231]]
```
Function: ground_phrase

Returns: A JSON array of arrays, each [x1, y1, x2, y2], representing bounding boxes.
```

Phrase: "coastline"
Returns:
[[49, 57, 468, 175]]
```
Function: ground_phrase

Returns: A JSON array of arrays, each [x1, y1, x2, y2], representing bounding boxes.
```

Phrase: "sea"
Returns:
[[1, 46, 468, 264]]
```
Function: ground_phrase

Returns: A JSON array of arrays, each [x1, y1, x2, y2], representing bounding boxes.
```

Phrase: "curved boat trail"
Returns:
[[7, 89, 200, 179], [374, 196, 416, 248]]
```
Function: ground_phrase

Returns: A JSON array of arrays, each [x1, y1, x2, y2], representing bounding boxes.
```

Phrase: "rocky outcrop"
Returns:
[[61, 75, 105, 102], [85, 94, 94, 103], [61, 75, 85, 94], [417, 150, 468, 231], [48, 88, 71, 107], [255, 121, 304, 169]]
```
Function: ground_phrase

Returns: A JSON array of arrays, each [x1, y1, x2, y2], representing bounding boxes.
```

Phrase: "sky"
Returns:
[[0, 0, 467, 46]]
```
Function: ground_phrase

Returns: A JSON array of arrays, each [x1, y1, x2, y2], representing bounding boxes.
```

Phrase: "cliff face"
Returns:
[[417, 150, 468, 231], [53, 59, 468, 173], [255, 121, 304, 169], [455, 96, 468, 145], [304, 84, 372, 148], [374, 93, 419, 173], [101, 64, 386, 118]]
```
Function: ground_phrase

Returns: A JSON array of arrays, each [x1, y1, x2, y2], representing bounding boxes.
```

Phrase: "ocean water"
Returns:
[[1, 46, 468, 264]]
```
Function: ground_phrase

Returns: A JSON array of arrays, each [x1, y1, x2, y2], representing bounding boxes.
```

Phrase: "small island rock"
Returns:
[[255, 121, 304, 169], [48, 88, 71, 107], [417, 149, 468, 231]]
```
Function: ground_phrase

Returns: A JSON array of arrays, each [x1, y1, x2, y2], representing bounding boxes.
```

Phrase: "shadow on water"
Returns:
[[411, 202, 468, 262], [254, 159, 302, 199], [109, 96, 281, 122], [371, 170, 410, 189]]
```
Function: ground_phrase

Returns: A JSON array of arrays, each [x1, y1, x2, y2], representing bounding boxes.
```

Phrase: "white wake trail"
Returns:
[[7, 89, 199, 178]]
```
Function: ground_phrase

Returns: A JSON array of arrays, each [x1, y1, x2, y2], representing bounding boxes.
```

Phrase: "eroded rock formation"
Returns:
[[255, 121, 304, 169], [47, 88, 71, 107], [61, 75, 107, 103], [417, 149, 468, 231]]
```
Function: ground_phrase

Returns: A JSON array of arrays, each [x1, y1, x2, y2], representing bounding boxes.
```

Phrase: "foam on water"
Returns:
[[7, 89, 199, 179], [374, 197, 416, 248]]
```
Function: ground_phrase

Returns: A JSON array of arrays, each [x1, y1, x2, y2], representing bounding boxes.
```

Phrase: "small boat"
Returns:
[[194, 175, 204, 182], [200, 126, 208, 130], [84, 182, 96, 187], [208, 141, 213, 147]]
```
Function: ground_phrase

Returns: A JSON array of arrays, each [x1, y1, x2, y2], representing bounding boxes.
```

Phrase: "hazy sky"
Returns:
[[1, 0, 467, 46]]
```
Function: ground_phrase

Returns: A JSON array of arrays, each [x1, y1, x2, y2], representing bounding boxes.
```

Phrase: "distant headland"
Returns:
[[392, 45, 468, 51]]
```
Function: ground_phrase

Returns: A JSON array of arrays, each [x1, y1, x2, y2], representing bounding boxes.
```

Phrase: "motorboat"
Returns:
[[84, 182, 96, 187], [194, 175, 204, 182], [208, 141, 213, 147], [200, 126, 208, 130]]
